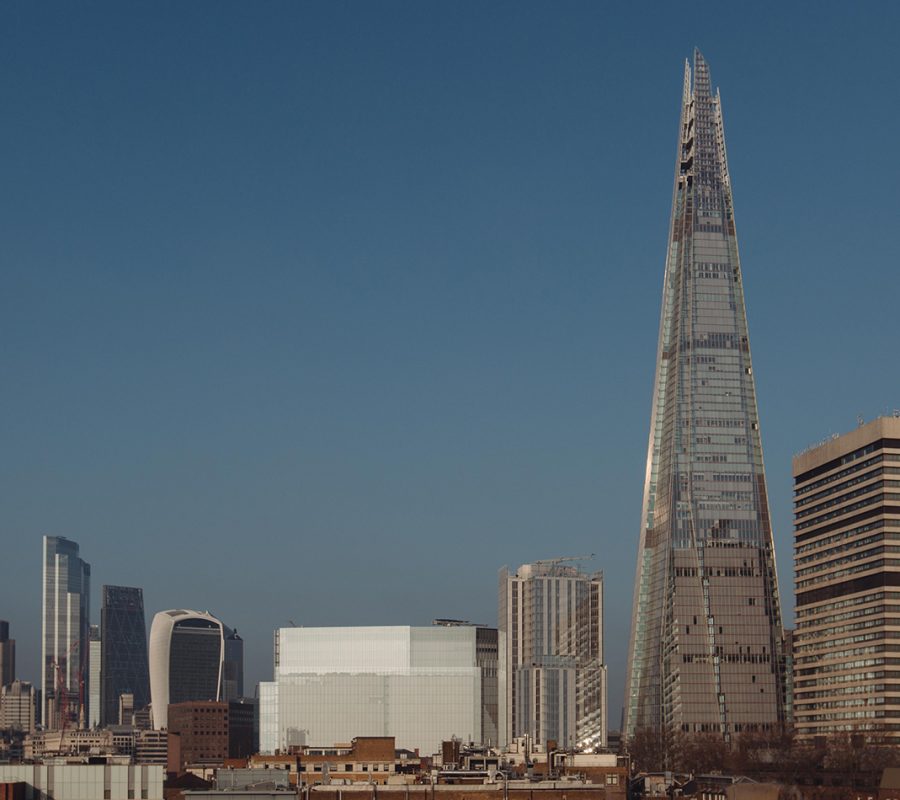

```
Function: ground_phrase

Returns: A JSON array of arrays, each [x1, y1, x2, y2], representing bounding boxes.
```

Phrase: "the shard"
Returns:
[[623, 51, 785, 741]]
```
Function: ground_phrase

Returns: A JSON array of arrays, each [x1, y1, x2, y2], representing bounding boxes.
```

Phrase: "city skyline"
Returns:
[[3, 3, 900, 725]]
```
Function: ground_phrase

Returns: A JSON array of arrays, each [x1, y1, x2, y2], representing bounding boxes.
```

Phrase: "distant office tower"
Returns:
[[89, 625, 101, 728], [793, 416, 900, 739], [42, 536, 91, 729], [499, 561, 606, 750], [0, 620, 15, 686], [101, 585, 150, 726], [148, 609, 241, 729], [223, 628, 244, 701], [623, 51, 785, 742], [0, 680, 36, 732], [259, 625, 491, 755], [118, 692, 135, 726]]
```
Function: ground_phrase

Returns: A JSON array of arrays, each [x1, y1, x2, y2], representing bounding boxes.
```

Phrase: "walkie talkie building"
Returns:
[[623, 51, 785, 742]]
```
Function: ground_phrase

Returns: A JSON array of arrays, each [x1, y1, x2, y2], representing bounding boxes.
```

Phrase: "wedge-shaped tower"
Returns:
[[624, 51, 785, 741]]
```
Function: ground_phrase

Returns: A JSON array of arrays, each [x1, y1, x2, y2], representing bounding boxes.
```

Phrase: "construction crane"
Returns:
[[48, 638, 83, 738]]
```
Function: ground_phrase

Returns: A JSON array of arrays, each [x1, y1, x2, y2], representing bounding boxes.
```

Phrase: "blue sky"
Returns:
[[2, 2, 899, 725]]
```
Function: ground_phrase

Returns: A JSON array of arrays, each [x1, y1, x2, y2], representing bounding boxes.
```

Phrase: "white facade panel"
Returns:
[[262, 626, 483, 755]]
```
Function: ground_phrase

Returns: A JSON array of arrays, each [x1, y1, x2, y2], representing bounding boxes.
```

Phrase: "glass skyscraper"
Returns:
[[623, 51, 784, 742], [148, 609, 242, 730], [42, 536, 91, 729], [101, 585, 150, 726]]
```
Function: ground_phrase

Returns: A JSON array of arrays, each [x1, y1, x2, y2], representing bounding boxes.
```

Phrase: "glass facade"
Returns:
[[260, 626, 485, 755], [169, 619, 222, 704], [42, 536, 91, 729], [100, 585, 150, 726], [499, 562, 606, 750], [623, 51, 784, 741]]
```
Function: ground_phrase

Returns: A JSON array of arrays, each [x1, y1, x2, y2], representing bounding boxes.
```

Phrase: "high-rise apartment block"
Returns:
[[101, 585, 150, 726], [499, 561, 606, 750], [793, 416, 900, 738], [42, 536, 91, 729], [148, 609, 242, 730], [624, 51, 785, 741], [0, 620, 14, 687], [259, 625, 496, 755]]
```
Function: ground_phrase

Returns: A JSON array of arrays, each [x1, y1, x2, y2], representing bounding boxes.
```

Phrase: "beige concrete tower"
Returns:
[[793, 416, 900, 738]]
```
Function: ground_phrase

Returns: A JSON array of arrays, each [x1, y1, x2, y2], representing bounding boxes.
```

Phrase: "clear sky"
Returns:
[[2, 1, 899, 726]]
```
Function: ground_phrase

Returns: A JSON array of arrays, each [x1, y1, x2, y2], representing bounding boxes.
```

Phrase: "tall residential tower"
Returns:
[[499, 560, 606, 750], [793, 417, 900, 739], [623, 51, 784, 742]]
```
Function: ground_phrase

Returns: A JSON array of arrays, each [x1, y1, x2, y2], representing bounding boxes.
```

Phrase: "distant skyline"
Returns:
[[3, 2, 900, 724]]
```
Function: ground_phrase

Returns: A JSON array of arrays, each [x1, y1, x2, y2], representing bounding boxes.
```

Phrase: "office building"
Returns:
[[499, 560, 606, 749], [119, 692, 135, 725], [168, 701, 230, 767], [0, 681, 35, 732], [792, 416, 900, 738], [148, 610, 241, 730], [41, 536, 91, 730], [89, 625, 101, 728], [259, 625, 489, 755], [0, 763, 163, 800], [0, 621, 14, 687], [223, 629, 244, 701], [623, 51, 785, 741], [101, 585, 150, 726], [432, 620, 500, 746]]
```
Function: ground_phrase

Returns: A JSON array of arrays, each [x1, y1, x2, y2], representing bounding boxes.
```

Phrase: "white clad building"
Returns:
[[259, 626, 490, 755], [0, 764, 163, 800]]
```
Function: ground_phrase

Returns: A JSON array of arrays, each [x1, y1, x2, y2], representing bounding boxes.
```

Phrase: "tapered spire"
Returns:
[[623, 53, 784, 743]]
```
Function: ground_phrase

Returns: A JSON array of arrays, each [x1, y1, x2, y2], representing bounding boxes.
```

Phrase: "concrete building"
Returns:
[[101, 586, 150, 727], [148, 610, 242, 730], [793, 416, 900, 738], [499, 560, 606, 750], [432, 620, 499, 746], [42, 537, 91, 730], [0, 681, 35, 732], [0, 622, 14, 688], [259, 626, 490, 755], [0, 763, 163, 800], [89, 626, 101, 729]]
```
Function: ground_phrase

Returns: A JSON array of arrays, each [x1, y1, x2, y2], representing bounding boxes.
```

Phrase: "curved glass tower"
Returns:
[[623, 51, 785, 742]]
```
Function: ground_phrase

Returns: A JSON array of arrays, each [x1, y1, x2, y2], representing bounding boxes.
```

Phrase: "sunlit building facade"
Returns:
[[793, 416, 900, 738], [42, 535, 91, 729], [148, 609, 242, 730], [259, 626, 490, 755], [623, 51, 785, 742], [498, 561, 606, 749]]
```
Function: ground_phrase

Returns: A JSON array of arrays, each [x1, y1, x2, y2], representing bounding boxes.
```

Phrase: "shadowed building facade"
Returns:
[[101, 585, 150, 726], [623, 51, 785, 742]]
